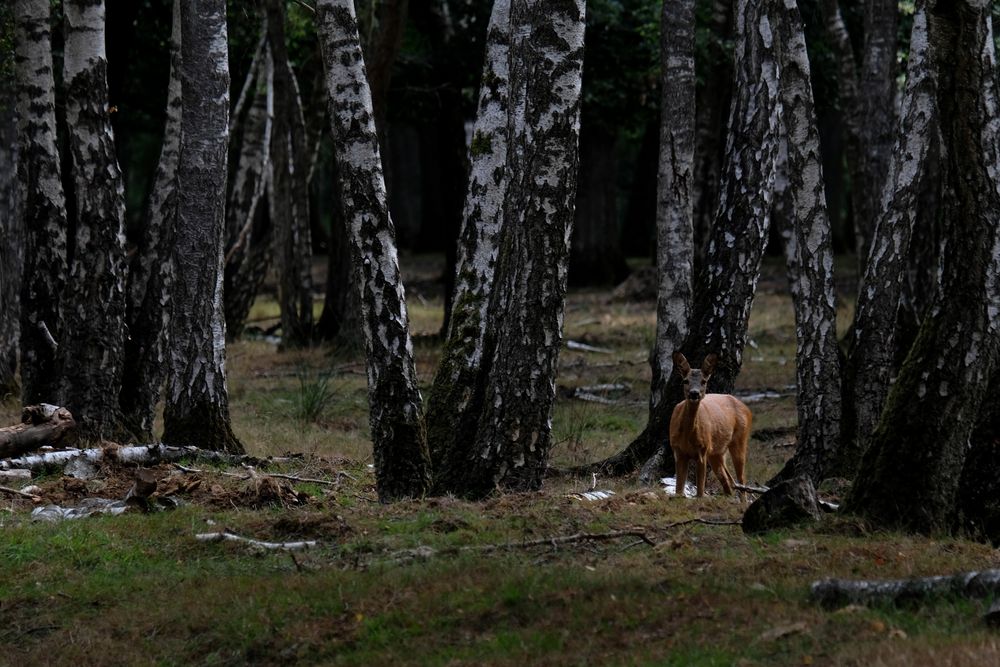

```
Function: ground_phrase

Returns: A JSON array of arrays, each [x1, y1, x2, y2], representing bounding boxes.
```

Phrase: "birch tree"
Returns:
[[14, 0, 68, 406], [846, 0, 1000, 534], [462, 0, 586, 496], [425, 0, 511, 494], [162, 0, 243, 454], [317, 0, 430, 500], [121, 0, 181, 439], [0, 20, 20, 398], [767, 0, 841, 485], [591, 0, 781, 475], [831, 2, 936, 478]]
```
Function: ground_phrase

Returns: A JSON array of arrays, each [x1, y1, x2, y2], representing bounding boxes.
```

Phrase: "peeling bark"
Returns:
[[832, 2, 936, 479], [163, 0, 243, 454], [768, 0, 841, 485], [121, 0, 181, 440], [845, 1, 1000, 534], [60, 0, 130, 441], [463, 0, 587, 497], [317, 0, 430, 501], [589, 0, 781, 475], [14, 0, 68, 406], [426, 0, 510, 495]]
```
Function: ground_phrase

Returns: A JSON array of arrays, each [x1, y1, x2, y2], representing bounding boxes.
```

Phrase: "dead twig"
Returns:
[[663, 517, 743, 530], [172, 462, 351, 487]]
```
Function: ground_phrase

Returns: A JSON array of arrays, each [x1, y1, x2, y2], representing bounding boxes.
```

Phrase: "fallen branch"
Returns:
[[0, 443, 284, 473], [0, 404, 78, 458], [663, 517, 742, 530], [196, 531, 318, 551], [0, 484, 40, 500], [566, 340, 614, 354], [734, 482, 840, 512], [173, 462, 350, 486], [811, 570, 1000, 609]]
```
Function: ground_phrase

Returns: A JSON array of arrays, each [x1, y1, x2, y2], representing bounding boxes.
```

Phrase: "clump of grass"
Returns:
[[295, 368, 336, 423]]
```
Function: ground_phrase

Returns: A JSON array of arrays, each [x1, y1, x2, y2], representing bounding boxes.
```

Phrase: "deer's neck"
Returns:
[[678, 399, 703, 436]]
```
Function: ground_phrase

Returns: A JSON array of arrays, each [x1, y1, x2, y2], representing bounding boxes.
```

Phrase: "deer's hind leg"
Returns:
[[729, 411, 751, 502], [708, 453, 735, 495]]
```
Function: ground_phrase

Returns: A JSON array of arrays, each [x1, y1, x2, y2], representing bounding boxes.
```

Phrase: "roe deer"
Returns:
[[668, 352, 752, 498]]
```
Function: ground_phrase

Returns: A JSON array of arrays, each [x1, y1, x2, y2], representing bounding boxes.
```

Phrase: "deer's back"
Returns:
[[670, 394, 752, 456]]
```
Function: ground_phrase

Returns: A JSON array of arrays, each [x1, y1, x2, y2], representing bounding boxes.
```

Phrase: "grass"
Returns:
[[1, 254, 995, 665]]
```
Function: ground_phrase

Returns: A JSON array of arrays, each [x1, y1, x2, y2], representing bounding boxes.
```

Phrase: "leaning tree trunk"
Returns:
[[456, 0, 586, 498], [425, 0, 511, 494], [14, 0, 68, 407], [845, 0, 1000, 534], [61, 0, 130, 442], [266, 0, 314, 348], [162, 0, 243, 454], [120, 0, 181, 440], [766, 0, 841, 486], [224, 48, 273, 340], [587, 0, 781, 475], [0, 32, 21, 399], [636, 0, 697, 480], [317, 0, 430, 501], [829, 3, 935, 479]]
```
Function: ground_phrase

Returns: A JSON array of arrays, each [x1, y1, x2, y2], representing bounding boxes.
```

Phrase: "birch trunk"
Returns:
[[589, 0, 781, 475], [0, 42, 21, 398], [266, 0, 314, 348], [163, 0, 243, 454], [120, 0, 181, 439], [315, 153, 362, 345], [14, 0, 68, 406], [223, 49, 273, 341], [845, 1, 1000, 534], [461, 0, 586, 497], [646, 0, 695, 470], [317, 0, 430, 501], [425, 0, 510, 494], [767, 0, 841, 485], [61, 0, 129, 441], [831, 2, 936, 478]]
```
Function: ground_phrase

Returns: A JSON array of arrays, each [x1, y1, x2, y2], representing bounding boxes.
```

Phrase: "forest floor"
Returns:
[[2, 256, 999, 666]]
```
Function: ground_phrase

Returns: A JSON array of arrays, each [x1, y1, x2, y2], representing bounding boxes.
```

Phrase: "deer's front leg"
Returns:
[[696, 453, 708, 497], [673, 450, 689, 497]]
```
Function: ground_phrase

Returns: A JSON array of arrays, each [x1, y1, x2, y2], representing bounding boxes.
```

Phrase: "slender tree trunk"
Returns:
[[585, 0, 781, 475], [317, 0, 430, 501], [569, 122, 628, 287], [315, 162, 362, 346], [767, 0, 841, 485], [14, 0, 68, 406], [266, 0, 314, 348], [162, 0, 243, 454], [830, 3, 936, 479], [60, 0, 130, 441], [363, 0, 408, 137], [458, 0, 586, 497], [855, 0, 897, 265], [425, 0, 511, 494], [224, 48, 273, 341], [0, 29, 21, 398], [120, 0, 181, 440], [845, 1, 1000, 534], [642, 0, 696, 479]]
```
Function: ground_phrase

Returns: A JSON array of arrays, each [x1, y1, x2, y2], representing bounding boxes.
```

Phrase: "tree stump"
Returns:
[[0, 404, 78, 458], [742, 475, 821, 534]]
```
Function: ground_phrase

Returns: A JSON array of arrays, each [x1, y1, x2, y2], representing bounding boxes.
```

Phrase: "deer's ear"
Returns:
[[702, 353, 718, 376], [672, 352, 691, 376]]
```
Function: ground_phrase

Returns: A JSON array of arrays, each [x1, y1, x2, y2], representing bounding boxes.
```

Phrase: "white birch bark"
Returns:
[[163, 0, 242, 454], [14, 0, 68, 406], [464, 0, 586, 496], [317, 0, 430, 501], [425, 0, 511, 492], [61, 0, 129, 441], [769, 0, 841, 485]]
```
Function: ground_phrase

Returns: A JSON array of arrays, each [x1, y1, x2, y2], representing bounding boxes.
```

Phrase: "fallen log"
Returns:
[[0, 404, 77, 458], [811, 570, 1000, 609], [195, 531, 318, 551], [0, 443, 278, 473]]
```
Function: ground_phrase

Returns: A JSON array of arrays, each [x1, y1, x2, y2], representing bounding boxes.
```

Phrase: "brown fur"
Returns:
[[669, 352, 752, 499]]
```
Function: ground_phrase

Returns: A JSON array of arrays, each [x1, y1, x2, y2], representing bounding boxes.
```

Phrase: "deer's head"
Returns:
[[672, 352, 718, 403]]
